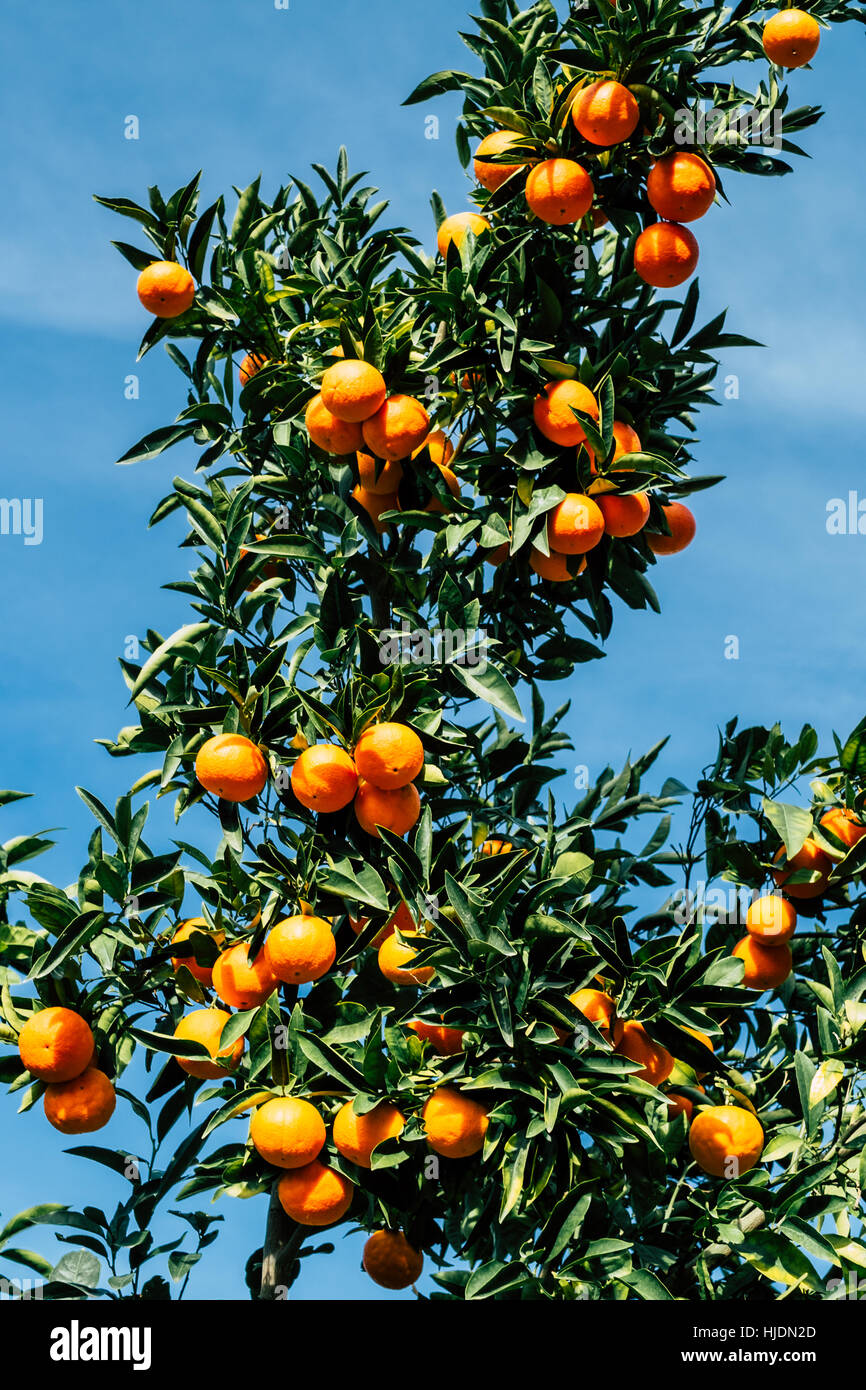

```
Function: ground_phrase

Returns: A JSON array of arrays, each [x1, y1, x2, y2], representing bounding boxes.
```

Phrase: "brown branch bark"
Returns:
[[259, 1183, 304, 1300]]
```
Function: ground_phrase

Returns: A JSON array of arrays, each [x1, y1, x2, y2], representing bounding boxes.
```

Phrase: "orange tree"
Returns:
[[3, 0, 866, 1300]]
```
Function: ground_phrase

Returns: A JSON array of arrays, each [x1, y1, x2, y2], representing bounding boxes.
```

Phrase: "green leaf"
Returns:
[[451, 661, 524, 723], [129, 623, 211, 700]]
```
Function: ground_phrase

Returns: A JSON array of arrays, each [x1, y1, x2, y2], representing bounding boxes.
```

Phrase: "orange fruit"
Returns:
[[409, 1019, 465, 1055], [689, 1104, 764, 1178], [362, 395, 431, 462], [250, 1096, 326, 1169], [474, 130, 533, 191], [647, 152, 716, 223], [598, 492, 650, 538], [332, 1099, 405, 1168], [320, 359, 387, 423], [634, 222, 699, 288], [349, 900, 415, 949], [18, 1007, 94, 1084], [170, 919, 225, 986], [417, 427, 456, 466], [291, 744, 358, 814], [363, 1230, 424, 1290], [569, 988, 616, 1034], [647, 502, 696, 555], [239, 533, 284, 589], [483, 542, 510, 567], [680, 1027, 715, 1080], [525, 158, 594, 224], [352, 485, 400, 534], [277, 1161, 354, 1226], [820, 807, 866, 857], [612, 421, 642, 462], [195, 733, 268, 803], [422, 1086, 489, 1159], [533, 380, 599, 449], [239, 352, 269, 386], [667, 1092, 697, 1121], [354, 723, 424, 791], [530, 547, 586, 582], [482, 838, 513, 856], [422, 464, 461, 514], [745, 895, 797, 946], [212, 943, 278, 1010], [357, 452, 404, 495], [763, 9, 821, 67], [305, 394, 365, 455], [378, 932, 434, 986], [572, 80, 640, 146], [136, 261, 195, 318], [548, 494, 605, 555], [174, 1008, 244, 1080], [264, 915, 336, 985], [733, 936, 793, 991], [437, 212, 491, 257], [772, 838, 832, 899], [354, 779, 421, 838], [43, 1067, 117, 1135], [612, 1020, 674, 1086]]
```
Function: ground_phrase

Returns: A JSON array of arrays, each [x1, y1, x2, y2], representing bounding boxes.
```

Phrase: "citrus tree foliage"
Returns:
[[2, 0, 866, 1301]]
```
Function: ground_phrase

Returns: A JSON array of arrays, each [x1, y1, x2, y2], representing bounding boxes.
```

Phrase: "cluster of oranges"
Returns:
[[303, 358, 463, 534], [436, 10, 821, 293], [291, 721, 425, 838], [17, 1007, 116, 1135]]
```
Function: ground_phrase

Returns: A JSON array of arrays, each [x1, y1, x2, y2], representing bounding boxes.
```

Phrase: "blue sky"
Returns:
[[1, 0, 865, 1300]]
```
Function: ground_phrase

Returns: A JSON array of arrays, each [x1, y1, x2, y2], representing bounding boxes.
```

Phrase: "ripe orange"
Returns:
[[349, 900, 415, 949], [612, 1020, 674, 1086], [362, 395, 431, 461], [136, 261, 195, 318], [239, 352, 269, 386], [320, 359, 387, 423], [354, 722, 424, 790], [195, 733, 268, 803], [264, 915, 336, 985], [569, 988, 616, 1034], [530, 547, 586, 582], [357, 452, 404, 495], [772, 838, 832, 899], [763, 9, 821, 67], [533, 380, 599, 448], [423, 464, 461, 514], [422, 1085, 489, 1159], [171, 919, 225, 986], [378, 932, 435, 986], [474, 130, 532, 191], [634, 222, 699, 288], [548, 494, 605, 555], [689, 1104, 764, 1178], [277, 1161, 354, 1226], [733, 936, 793, 991], [820, 807, 866, 857], [409, 1019, 465, 1055], [667, 1092, 697, 1121], [647, 502, 696, 555], [305, 394, 365, 455], [612, 421, 642, 462], [212, 943, 278, 1010], [43, 1067, 117, 1135], [745, 895, 797, 946], [483, 542, 510, 567], [363, 1230, 424, 1290], [482, 838, 513, 856], [18, 1007, 94, 1084], [525, 158, 594, 224], [291, 744, 358, 814], [352, 485, 400, 534], [572, 80, 639, 146], [354, 779, 421, 838], [332, 1099, 405, 1168], [598, 492, 651, 538], [680, 1027, 715, 1080], [250, 1096, 326, 1169], [437, 212, 491, 257], [647, 153, 716, 223], [174, 1008, 244, 1080]]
